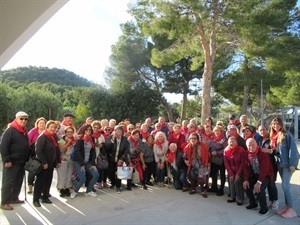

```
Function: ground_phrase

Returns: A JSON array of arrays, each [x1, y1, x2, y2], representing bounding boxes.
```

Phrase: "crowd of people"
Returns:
[[0, 112, 299, 219]]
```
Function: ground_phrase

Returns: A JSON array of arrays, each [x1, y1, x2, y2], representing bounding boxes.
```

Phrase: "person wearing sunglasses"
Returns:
[[0, 111, 30, 210]]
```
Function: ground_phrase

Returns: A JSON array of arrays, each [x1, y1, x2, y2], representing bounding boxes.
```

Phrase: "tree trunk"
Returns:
[[201, 62, 213, 124], [181, 81, 189, 120], [242, 82, 249, 115], [160, 97, 174, 122]]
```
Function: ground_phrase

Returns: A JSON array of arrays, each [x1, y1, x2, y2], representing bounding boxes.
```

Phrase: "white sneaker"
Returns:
[[85, 192, 97, 197], [271, 200, 279, 210], [70, 191, 77, 199]]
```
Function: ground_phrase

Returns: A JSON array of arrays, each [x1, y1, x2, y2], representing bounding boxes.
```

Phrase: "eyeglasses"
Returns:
[[19, 118, 28, 121]]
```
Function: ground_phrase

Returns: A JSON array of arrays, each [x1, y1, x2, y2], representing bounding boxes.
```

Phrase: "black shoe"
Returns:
[[216, 189, 224, 196], [227, 199, 236, 203], [237, 201, 243, 206], [207, 187, 217, 193], [33, 200, 41, 207], [60, 189, 66, 197], [127, 186, 132, 191], [258, 209, 269, 216], [146, 181, 153, 186], [110, 185, 115, 189], [42, 198, 52, 204], [92, 187, 96, 192], [64, 188, 71, 197], [246, 203, 258, 209], [143, 185, 148, 190], [131, 183, 137, 188]]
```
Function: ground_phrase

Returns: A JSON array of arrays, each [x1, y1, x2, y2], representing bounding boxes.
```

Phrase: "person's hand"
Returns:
[[142, 164, 147, 171], [91, 165, 97, 171], [56, 163, 61, 169], [254, 182, 261, 193], [211, 151, 217, 156], [117, 160, 123, 166], [261, 148, 272, 154], [234, 175, 240, 181], [43, 163, 48, 169], [289, 166, 296, 173], [184, 160, 190, 166], [229, 176, 234, 181], [243, 180, 249, 190], [81, 166, 85, 172], [4, 162, 12, 168]]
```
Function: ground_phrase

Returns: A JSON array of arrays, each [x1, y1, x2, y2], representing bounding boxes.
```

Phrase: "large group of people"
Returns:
[[0, 112, 299, 219]]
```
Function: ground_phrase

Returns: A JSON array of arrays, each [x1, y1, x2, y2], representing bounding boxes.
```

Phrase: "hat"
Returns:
[[63, 113, 75, 118], [227, 125, 237, 130], [15, 111, 28, 118], [229, 114, 235, 120]]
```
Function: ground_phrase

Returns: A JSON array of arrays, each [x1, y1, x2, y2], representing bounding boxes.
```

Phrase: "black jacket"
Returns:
[[105, 135, 129, 163], [72, 139, 96, 166], [0, 126, 30, 165], [35, 134, 61, 168]]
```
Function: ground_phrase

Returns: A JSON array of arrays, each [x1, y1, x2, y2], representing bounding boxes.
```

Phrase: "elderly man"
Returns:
[[0, 111, 30, 210], [243, 138, 274, 216], [57, 113, 76, 139], [227, 125, 247, 150], [105, 126, 130, 193]]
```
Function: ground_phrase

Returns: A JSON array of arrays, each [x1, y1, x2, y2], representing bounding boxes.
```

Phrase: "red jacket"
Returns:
[[224, 145, 245, 177], [244, 149, 274, 182]]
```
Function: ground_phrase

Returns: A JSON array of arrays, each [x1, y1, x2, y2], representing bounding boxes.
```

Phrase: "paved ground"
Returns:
[[0, 145, 300, 225]]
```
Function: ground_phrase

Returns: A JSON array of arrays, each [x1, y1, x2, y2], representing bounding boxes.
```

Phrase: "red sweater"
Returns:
[[224, 145, 245, 177]]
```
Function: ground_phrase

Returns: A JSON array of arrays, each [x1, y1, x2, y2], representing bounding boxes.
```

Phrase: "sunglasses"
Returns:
[[20, 118, 28, 121]]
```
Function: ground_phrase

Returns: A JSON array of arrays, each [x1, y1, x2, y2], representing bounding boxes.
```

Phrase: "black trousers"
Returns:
[[33, 167, 54, 201], [244, 176, 270, 211], [1, 164, 24, 205], [144, 161, 155, 182], [210, 163, 226, 190]]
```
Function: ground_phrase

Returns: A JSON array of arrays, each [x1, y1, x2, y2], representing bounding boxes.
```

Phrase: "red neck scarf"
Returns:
[[167, 152, 176, 163], [68, 136, 76, 146], [202, 132, 213, 140], [172, 131, 180, 140], [155, 139, 164, 150], [161, 122, 167, 128], [248, 146, 260, 163], [271, 131, 279, 148], [61, 119, 75, 129], [44, 130, 58, 147], [10, 120, 27, 136], [141, 131, 149, 140], [93, 132, 102, 139], [103, 133, 109, 141], [225, 145, 237, 158], [184, 142, 209, 166], [82, 135, 94, 148], [244, 133, 255, 140], [129, 135, 139, 150], [213, 134, 224, 142]]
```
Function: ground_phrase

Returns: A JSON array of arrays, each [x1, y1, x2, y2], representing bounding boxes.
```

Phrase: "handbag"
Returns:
[[25, 157, 42, 175], [97, 154, 108, 169], [117, 164, 133, 179]]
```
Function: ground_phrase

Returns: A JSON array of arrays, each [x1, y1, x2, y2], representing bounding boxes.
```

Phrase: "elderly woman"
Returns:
[[183, 132, 210, 198], [27, 117, 47, 194], [208, 125, 227, 196], [224, 136, 245, 206], [128, 129, 147, 190], [33, 120, 61, 207], [269, 118, 299, 218], [153, 131, 169, 187], [70, 125, 99, 198], [57, 126, 76, 197], [168, 124, 186, 152]]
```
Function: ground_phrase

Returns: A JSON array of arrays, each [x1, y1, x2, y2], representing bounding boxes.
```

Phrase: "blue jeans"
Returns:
[[73, 162, 99, 193], [279, 166, 294, 208], [156, 166, 165, 182]]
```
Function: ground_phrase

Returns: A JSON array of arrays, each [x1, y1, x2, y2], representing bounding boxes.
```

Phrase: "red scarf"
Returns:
[[103, 133, 109, 141], [213, 134, 224, 142], [224, 146, 237, 159], [244, 132, 255, 140], [44, 130, 58, 147], [82, 135, 94, 148], [161, 122, 167, 129], [93, 132, 102, 139], [68, 136, 76, 146], [10, 120, 27, 136], [172, 131, 181, 140], [248, 146, 259, 163], [202, 132, 213, 140], [167, 152, 176, 163], [61, 119, 75, 129], [184, 142, 209, 166], [141, 131, 149, 140], [271, 132, 279, 149], [155, 139, 164, 150], [129, 135, 139, 150]]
